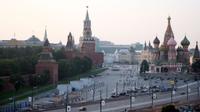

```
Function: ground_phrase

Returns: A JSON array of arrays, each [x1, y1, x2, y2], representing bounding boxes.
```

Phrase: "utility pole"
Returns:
[[31, 86, 33, 109], [123, 81, 125, 93], [170, 85, 174, 104], [116, 82, 118, 96], [170, 80, 175, 104], [13, 90, 16, 112], [151, 88, 153, 109], [86, 89, 88, 102], [100, 90, 102, 112], [186, 81, 189, 102], [106, 84, 108, 99], [198, 77, 200, 98], [130, 90, 132, 109], [93, 83, 96, 101], [65, 86, 69, 112]]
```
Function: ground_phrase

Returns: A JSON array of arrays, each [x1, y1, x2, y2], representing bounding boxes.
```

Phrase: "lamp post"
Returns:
[[13, 89, 16, 112], [130, 90, 132, 109], [13, 80, 19, 112], [198, 76, 200, 98], [106, 84, 108, 99], [169, 80, 175, 104], [99, 90, 102, 112], [92, 83, 96, 101], [151, 87, 154, 109], [187, 81, 190, 103], [65, 86, 69, 112], [31, 86, 33, 109], [116, 82, 118, 96], [130, 81, 136, 110]]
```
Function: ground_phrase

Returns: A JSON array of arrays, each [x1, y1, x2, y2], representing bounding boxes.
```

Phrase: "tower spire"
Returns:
[[163, 16, 174, 46], [44, 26, 47, 41], [168, 16, 171, 25], [85, 6, 90, 21]]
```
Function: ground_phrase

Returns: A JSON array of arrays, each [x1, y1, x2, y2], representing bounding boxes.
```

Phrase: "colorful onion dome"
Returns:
[[181, 36, 190, 46], [167, 37, 177, 46], [153, 36, 160, 44]]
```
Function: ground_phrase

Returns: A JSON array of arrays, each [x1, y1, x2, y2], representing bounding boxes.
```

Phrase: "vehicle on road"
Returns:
[[79, 107, 87, 111]]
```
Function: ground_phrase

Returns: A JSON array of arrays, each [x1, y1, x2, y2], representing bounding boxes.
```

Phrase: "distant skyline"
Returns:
[[0, 0, 200, 48]]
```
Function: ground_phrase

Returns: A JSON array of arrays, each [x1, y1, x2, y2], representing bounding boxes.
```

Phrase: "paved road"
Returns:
[[45, 81, 200, 112]]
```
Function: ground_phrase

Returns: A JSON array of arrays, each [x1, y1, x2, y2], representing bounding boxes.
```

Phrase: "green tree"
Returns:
[[192, 60, 200, 73], [140, 60, 149, 73], [52, 47, 66, 60], [161, 105, 179, 112], [9, 74, 25, 91], [0, 79, 4, 91], [38, 70, 50, 85]]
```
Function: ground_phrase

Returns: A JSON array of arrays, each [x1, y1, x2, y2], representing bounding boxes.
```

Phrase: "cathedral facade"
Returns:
[[143, 17, 191, 73]]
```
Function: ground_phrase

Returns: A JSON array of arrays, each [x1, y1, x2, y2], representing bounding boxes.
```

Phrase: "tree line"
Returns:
[[0, 47, 92, 91]]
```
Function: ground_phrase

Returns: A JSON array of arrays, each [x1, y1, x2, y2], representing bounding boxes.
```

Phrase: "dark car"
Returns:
[[79, 107, 87, 111], [119, 92, 127, 96]]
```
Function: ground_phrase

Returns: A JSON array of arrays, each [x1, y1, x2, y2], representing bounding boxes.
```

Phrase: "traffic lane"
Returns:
[[45, 88, 198, 112]]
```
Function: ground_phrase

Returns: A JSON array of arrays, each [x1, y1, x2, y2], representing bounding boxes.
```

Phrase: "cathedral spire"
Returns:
[[164, 16, 174, 46], [193, 41, 200, 63], [168, 16, 171, 25]]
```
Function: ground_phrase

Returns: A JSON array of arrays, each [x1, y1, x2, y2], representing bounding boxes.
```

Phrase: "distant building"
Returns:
[[0, 30, 63, 49]]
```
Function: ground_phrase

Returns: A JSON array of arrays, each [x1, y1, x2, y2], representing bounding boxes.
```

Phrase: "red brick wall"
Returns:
[[36, 61, 58, 84]]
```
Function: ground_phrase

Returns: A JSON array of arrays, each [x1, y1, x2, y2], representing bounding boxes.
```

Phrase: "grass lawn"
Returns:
[[0, 84, 55, 105]]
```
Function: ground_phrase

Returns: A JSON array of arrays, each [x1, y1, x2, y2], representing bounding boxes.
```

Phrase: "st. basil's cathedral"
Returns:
[[143, 16, 192, 73]]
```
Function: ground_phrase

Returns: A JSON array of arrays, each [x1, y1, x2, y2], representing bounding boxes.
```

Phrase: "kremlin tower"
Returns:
[[65, 8, 103, 67], [35, 29, 58, 84], [79, 9, 95, 53]]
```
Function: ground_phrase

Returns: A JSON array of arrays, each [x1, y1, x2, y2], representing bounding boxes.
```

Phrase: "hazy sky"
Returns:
[[0, 0, 200, 48]]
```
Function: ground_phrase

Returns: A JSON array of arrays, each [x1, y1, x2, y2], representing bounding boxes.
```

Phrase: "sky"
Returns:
[[0, 0, 200, 48]]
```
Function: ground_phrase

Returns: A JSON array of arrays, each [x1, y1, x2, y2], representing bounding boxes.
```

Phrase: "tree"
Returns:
[[9, 74, 25, 91], [161, 105, 179, 112], [140, 60, 149, 73], [0, 79, 4, 91], [52, 47, 66, 60], [38, 70, 50, 85], [192, 60, 200, 73]]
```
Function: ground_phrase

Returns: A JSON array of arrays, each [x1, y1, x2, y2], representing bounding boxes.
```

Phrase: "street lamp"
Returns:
[[186, 81, 191, 102], [65, 86, 71, 112], [92, 83, 96, 101], [99, 90, 103, 112], [151, 88, 157, 110], [13, 80, 19, 112], [116, 81, 118, 96], [106, 84, 108, 99], [198, 76, 200, 98], [169, 80, 175, 104], [130, 81, 136, 110]]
